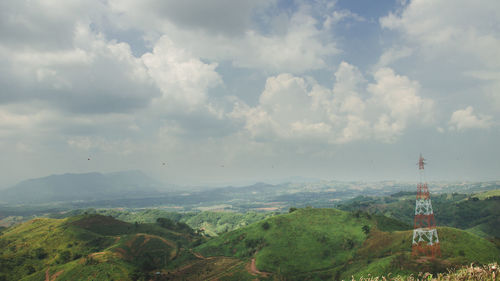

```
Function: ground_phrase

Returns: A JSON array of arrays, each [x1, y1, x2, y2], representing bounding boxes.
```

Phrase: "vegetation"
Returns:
[[0, 214, 198, 281], [338, 189, 500, 238], [348, 263, 499, 281], [50, 208, 276, 236], [195, 207, 498, 280], [0, 207, 498, 280]]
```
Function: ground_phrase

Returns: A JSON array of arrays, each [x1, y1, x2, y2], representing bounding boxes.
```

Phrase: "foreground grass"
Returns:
[[349, 263, 499, 281]]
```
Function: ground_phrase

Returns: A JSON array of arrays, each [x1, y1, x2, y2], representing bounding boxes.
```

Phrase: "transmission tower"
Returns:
[[412, 154, 441, 258]]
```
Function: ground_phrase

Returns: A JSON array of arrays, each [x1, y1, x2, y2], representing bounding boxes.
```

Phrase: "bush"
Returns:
[[362, 225, 370, 234], [344, 238, 354, 250], [57, 250, 71, 264], [261, 221, 270, 230], [289, 207, 298, 213], [156, 218, 175, 229], [33, 248, 47, 260], [23, 265, 35, 275]]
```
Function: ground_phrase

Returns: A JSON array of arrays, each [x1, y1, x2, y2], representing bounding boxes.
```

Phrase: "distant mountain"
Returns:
[[0, 170, 164, 204]]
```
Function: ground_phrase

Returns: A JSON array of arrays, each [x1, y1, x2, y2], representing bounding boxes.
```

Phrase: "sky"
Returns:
[[1, 0, 499, 188]]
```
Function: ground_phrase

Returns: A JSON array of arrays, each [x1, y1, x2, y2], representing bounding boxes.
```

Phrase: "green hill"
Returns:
[[1, 208, 499, 281], [0, 214, 197, 281], [195, 208, 500, 280], [50, 208, 276, 236], [338, 189, 500, 238]]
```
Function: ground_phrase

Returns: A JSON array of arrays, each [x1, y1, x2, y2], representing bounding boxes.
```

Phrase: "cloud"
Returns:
[[0, 23, 160, 114], [379, 0, 500, 104], [378, 0, 500, 137], [108, 0, 274, 37], [323, 9, 366, 29], [367, 67, 433, 141], [232, 62, 434, 144], [380, 0, 500, 70], [380, 0, 500, 61], [109, 1, 339, 73], [0, 0, 233, 142], [449, 106, 492, 131], [0, 0, 106, 50], [142, 36, 222, 111], [375, 46, 413, 68]]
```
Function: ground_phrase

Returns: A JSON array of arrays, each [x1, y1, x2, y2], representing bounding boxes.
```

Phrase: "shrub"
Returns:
[[156, 218, 175, 229], [33, 248, 47, 260], [362, 225, 370, 234], [57, 250, 71, 264], [262, 221, 270, 230]]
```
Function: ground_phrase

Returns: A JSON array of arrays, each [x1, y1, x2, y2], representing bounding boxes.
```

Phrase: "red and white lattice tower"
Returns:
[[412, 154, 441, 258]]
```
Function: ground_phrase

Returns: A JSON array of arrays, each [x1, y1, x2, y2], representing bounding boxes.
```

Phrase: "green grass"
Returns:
[[197, 208, 376, 277], [338, 190, 500, 239], [439, 227, 500, 263], [0, 214, 197, 281], [472, 189, 500, 200], [52, 208, 276, 236], [342, 226, 500, 279], [196, 208, 499, 280], [2, 208, 499, 281]]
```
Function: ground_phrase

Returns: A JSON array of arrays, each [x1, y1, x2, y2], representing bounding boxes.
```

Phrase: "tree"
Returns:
[[33, 248, 47, 260], [261, 221, 270, 230], [362, 225, 370, 234], [156, 218, 175, 229], [57, 251, 71, 264]]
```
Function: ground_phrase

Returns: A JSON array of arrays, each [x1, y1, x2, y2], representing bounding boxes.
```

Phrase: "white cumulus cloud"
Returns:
[[449, 106, 492, 131], [232, 62, 434, 144]]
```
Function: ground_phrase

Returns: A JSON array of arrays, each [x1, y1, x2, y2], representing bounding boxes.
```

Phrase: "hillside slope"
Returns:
[[195, 208, 500, 280], [338, 189, 500, 238], [1, 208, 498, 281], [50, 208, 277, 237], [0, 214, 197, 281]]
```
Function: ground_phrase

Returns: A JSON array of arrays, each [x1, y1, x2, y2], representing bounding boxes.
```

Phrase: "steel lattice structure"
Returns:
[[412, 154, 441, 258]]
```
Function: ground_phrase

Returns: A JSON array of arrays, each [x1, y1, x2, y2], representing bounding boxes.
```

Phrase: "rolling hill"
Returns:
[[1, 208, 499, 280], [0, 214, 198, 281], [338, 189, 500, 239], [195, 208, 499, 280]]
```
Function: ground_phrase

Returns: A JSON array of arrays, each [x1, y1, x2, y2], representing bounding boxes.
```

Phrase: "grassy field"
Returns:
[[472, 189, 500, 200]]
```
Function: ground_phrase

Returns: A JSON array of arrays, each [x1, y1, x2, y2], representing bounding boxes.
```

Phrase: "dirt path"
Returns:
[[190, 250, 219, 261], [192, 251, 206, 259], [45, 268, 64, 281], [131, 233, 178, 259], [247, 258, 270, 278]]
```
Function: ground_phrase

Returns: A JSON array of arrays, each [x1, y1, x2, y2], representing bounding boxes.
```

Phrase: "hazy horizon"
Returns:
[[1, 169, 498, 192]]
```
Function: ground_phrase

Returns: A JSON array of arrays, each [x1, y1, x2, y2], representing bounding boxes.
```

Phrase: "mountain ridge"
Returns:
[[0, 170, 164, 204]]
